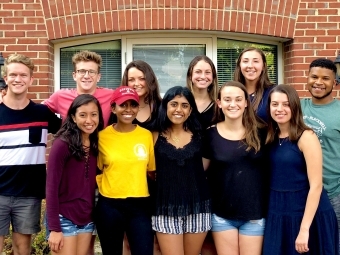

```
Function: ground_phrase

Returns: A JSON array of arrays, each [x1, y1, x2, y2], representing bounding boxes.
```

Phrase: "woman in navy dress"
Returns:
[[263, 84, 338, 254]]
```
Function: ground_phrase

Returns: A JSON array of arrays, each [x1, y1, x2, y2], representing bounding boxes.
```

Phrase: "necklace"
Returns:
[[279, 137, 287, 146], [171, 135, 180, 144], [249, 91, 256, 97]]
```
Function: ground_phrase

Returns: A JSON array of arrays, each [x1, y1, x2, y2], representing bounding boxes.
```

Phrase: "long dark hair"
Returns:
[[55, 94, 104, 160], [234, 47, 274, 112], [213, 81, 263, 152], [266, 84, 311, 144], [156, 86, 201, 136], [121, 60, 162, 109]]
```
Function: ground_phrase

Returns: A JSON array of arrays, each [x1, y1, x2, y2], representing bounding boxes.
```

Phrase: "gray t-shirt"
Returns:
[[301, 98, 340, 199]]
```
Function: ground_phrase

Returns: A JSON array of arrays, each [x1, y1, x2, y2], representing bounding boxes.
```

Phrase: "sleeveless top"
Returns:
[[153, 134, 211, 216], [269, 137, 309, 191]]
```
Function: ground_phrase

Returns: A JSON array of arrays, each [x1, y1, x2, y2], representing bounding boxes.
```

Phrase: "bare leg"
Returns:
[[212, 230, 239, 255], [0, 236, 4, 252], [86, 235, 96, 255], [183, 232, 207, 255], [76, 233, 93, 255], [201, 232, 217, 255], [156, 232, 184, 255], [51, 236, 76, 255], [12, 232, 32, 255], [122, 233, 131, 255], [239, 235, 263, 255], [153, 235, 162, 255]]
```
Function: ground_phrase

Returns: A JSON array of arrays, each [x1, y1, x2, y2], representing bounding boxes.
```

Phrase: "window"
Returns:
[[132, 44, 205, 93], [60, 40, 121, 89], [217, 38, 278, 85], [56, 36, 280, 91]]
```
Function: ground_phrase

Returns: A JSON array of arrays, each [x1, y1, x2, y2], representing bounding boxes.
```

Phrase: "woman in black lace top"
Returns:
[[152, 86, 211, 255]]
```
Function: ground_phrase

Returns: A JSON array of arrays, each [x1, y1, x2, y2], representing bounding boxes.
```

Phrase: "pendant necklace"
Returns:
[[279, 137, 287, 146]]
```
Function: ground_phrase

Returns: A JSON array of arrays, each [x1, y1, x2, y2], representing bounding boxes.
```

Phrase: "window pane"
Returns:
[[217, 39, 278, 85], [60, 40, 121, 89], [133, 44, 205, 93]]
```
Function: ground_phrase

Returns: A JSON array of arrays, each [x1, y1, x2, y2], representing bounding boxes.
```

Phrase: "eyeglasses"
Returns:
[[76, 69, 98, 77]]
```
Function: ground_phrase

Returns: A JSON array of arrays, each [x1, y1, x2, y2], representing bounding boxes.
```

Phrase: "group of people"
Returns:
[[0, 47, 339, 255]]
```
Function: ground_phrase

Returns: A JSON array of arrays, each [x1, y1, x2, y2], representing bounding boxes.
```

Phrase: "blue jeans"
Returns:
[[95, 195, 153, 255]]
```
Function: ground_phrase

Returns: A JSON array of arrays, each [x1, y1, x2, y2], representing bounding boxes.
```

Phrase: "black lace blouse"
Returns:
[[153, 133, 211, 217]]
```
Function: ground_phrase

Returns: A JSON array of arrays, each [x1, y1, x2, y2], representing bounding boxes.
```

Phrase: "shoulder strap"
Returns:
[[202, 101, 214, 113]]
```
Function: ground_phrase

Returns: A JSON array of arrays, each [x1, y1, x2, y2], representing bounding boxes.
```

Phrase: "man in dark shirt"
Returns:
[[0, 54, 61, 255]]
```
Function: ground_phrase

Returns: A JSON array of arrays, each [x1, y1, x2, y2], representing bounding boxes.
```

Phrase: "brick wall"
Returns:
[[0, 0, 53, 102], [0, 0, 339, 100], [284, 0, 340, 97]]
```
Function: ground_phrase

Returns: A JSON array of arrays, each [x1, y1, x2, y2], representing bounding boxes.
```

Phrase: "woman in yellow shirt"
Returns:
[[95, 86, 156, 255]]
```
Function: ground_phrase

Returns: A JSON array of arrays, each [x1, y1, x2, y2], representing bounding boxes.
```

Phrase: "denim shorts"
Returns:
[[0, 195, 41, 235], [152, 213, 211, 234], [211, 214, 265, 236], [46, 214, 94, 238]]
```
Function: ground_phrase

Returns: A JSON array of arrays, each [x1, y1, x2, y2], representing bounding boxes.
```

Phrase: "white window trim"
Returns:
[[53, 32, 284, 91]]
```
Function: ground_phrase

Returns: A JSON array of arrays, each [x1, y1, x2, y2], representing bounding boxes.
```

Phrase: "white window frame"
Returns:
[[53, 32, 284, 91]]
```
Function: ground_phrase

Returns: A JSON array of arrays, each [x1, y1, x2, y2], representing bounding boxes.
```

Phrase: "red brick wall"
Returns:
[[284, 0, 340, 97], [41, 0, 298, 39], [0, 0, 53, 102], [0, 0, 339, 100]]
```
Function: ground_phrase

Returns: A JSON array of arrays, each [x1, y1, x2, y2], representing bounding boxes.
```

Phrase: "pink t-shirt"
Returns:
[[44, 88, 114, 127]]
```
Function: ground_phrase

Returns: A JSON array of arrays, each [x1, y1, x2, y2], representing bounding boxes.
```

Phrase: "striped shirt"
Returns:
[[0, 100, 61, 198]]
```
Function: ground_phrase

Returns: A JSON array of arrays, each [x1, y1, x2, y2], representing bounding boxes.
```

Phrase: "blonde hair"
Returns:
[[72, 50, 102, 73], [4, 54, 35, 76]]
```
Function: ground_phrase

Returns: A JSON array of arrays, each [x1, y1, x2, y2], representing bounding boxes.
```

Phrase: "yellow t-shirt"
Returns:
[[97, 125, 156, 198]]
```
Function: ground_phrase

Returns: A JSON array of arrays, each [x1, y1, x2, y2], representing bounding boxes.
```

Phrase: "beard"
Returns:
[[309, 88, 333, 100]]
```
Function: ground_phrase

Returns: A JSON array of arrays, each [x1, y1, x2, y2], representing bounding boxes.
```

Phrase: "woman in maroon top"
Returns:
[[46, 94, 104, 255]]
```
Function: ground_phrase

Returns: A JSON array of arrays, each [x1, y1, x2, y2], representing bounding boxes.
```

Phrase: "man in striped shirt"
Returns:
[[0, 54, 61, 255]]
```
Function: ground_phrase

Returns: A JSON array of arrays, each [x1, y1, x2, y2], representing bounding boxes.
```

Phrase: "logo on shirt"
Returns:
[[134, 144, 147, 160], [303, 115, 326, 143]]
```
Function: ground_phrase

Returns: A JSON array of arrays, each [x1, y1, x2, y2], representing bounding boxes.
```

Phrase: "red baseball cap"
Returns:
[[111, 86, 139, 105]]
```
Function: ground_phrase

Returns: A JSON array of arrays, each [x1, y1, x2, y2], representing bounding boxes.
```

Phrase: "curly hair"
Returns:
[[72, 50, 103, 73], [309, 58, 337, 75]]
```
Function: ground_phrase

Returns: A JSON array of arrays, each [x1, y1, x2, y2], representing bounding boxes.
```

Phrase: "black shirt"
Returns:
[[203, 126, 269, 220]]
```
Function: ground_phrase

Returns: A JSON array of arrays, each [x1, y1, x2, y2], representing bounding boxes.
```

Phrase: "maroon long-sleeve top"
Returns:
[[46, 138, 97, 232]]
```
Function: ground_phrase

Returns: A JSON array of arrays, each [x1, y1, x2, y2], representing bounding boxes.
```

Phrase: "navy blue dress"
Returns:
[[263, 137, 338, 255]]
